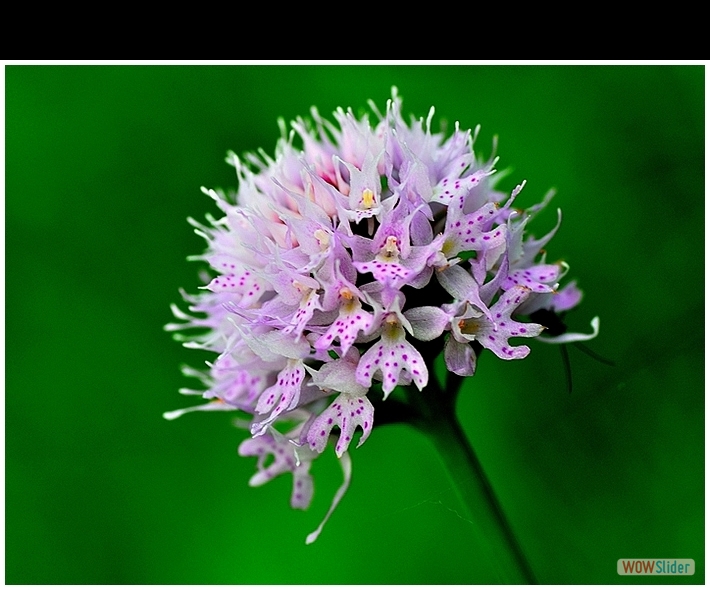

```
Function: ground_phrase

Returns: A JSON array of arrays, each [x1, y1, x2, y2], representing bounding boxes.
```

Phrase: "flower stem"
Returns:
[[405, 381, 537, 584]]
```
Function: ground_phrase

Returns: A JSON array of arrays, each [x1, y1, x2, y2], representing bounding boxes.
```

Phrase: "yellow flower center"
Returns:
[[361, 188, 376, 209], [313, 229, 330, 250]]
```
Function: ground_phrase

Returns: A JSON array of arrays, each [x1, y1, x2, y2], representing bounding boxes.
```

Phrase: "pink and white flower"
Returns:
[[166, 89, 597, 542]]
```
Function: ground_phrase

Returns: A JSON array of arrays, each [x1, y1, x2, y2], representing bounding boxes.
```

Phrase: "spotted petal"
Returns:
[[238, 426, 315, 510], [431, 168, 492, 206], [501, 263, 563, 294], [480, 286, 545, 359], [307, 393, 375, 457], [252, 360, 306, 435], [356, 323, 428, 397], [314, 298, 373, 355], [443, 200, 507, 259]]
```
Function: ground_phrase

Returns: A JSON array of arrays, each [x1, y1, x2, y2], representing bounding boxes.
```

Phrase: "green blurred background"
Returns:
[[6, 65, 704, 584]]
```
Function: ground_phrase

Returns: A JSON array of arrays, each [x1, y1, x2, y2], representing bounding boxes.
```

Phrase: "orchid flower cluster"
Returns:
[[166, 90, 598, 543]]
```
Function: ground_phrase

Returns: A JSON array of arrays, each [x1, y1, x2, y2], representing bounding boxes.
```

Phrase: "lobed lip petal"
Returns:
[[238, 424, 316, 511], [355, 323, 428, 398], [252, 360, 307, 435], [306, 393, 375, 457], [314, 299, 373, 356], [501, 264, 563, 294], [479, 286, 545, 360]]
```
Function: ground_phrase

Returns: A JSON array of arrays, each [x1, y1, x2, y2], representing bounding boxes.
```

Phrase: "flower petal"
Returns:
[[306, 451, 352, 544], [356, 324, 428, 397], [444, 336, 477, 376], [404, 306, 451, 341], [538, 316, 600, 344], [306, 393, 374, 457]]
